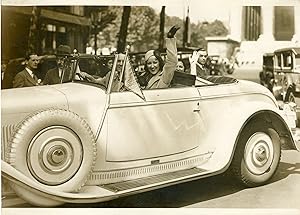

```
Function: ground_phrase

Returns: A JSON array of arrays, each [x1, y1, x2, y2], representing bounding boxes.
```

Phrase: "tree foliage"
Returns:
[[190, 20, 229, 49], [87, 6, 229, 53]]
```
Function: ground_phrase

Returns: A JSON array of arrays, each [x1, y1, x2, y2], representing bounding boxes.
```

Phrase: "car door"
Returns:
[[105, 87, 202, 162]]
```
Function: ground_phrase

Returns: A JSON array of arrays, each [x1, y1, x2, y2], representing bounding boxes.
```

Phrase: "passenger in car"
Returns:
[[189, 48, 210, 77], [144, 25, 180, 89], [175, 59, 186, 73]]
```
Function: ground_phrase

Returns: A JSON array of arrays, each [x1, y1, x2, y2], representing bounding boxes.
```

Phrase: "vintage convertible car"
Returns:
[[1, 52, 299, 207]]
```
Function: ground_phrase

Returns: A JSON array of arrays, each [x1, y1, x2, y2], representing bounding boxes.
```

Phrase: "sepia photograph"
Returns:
[[1, 0, 300, 214]]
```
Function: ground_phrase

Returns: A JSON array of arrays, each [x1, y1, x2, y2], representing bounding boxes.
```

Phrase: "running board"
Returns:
[[100, 167, 207, 193]]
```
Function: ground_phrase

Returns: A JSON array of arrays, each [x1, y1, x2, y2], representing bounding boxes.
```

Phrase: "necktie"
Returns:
[[33, 74, 38, 81]]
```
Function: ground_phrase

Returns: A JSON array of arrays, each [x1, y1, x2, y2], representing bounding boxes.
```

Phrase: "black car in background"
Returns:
[[259, 53, 274, 92]]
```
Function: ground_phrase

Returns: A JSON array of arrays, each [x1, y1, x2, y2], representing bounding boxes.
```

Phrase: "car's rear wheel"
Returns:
[[7, 109, 97, 206], [230, 120, 281, 187]]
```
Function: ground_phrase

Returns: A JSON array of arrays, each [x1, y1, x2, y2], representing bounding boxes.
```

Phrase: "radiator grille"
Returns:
[[1, 125, 15, 161]]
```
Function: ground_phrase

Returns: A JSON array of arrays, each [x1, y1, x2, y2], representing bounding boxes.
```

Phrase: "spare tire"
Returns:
[[7, 109, 97, 193]]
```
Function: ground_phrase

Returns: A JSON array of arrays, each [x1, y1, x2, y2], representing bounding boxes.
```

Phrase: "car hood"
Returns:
[[1, 85, 68, 115]]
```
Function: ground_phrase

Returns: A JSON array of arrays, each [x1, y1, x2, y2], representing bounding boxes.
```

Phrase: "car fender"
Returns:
[[201, 100, 298, 172], [1, 160, 117, 205], [50, 83, 108, 134], [1, 86, 69, 125]]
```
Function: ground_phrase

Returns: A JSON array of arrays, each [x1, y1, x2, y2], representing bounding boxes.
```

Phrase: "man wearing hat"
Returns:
[[43, 45, 71, 85]]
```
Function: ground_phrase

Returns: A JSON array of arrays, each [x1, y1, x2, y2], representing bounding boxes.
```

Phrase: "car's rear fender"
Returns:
[[200, 101, 298, 173]]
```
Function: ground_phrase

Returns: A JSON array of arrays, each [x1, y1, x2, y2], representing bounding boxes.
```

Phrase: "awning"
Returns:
[[40, 9, 91, 26], [3, 7, 91, 26]]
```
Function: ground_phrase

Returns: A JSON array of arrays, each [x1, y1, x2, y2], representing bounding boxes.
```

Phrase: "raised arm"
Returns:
[[158, 26, 180, 88]]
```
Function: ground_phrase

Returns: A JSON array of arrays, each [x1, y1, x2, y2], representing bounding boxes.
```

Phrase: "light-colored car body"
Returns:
[[1, 54, 299, 207]]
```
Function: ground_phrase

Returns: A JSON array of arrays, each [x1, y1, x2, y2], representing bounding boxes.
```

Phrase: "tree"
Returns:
[[27, 6, 41, 55], [86, 6, 117, 54], [117, 6, 131, 53], [127, 7, 160, 52], [159, 6, 165, 51], [190, 20, 229, 48], [88, 6, 229, 53]]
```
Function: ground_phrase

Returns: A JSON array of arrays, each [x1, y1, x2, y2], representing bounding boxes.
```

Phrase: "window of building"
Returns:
[[243, 6, 261, 41], [274, 6, 295, 41], [43, 24, 67, 53]]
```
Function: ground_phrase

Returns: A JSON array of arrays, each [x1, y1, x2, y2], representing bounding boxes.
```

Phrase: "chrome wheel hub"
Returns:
[[27, 126, 83, 185], [48, 146, 66, 165], [244, 132, 274, 175]]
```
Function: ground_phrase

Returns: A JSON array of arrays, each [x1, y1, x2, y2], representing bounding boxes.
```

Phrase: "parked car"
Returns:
[[272, 47, 300, 102], [1, 53, 298, 207], [259, 53, 274, 92]]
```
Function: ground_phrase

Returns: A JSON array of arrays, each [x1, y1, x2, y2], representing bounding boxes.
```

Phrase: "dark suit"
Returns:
[[43, 67, 71, 85], [196, 64, 210, 77], [43, 68, 61, 85], [13, 69, 39, 88]]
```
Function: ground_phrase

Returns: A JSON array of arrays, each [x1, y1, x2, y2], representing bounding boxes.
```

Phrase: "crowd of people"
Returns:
[[1, 25, 212, 90]]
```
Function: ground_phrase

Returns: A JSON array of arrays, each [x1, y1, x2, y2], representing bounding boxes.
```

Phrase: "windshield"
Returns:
[[63, 55, 115, 88], [68, 54, 145, 99]]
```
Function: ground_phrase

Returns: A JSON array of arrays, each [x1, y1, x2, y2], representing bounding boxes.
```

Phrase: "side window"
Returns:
[[274, 54, 282, 69], [282, 52, 292, 68], [295, 54, 300, 69]]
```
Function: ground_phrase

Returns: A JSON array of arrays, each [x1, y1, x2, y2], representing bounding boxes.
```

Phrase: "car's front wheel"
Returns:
[[7, 109, 97, 206], [230, 120, 281, 187]]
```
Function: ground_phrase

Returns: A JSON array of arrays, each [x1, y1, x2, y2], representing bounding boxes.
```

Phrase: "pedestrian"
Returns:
[[1, 60, 8, 81], [144, 25, 180, 89], [12, 53, 41, 88], [43, 45, 71, 85], [189, 48, 210, 77]]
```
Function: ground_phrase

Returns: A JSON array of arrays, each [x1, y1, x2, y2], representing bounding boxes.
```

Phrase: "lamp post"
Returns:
[[90, 11, 100, 55]]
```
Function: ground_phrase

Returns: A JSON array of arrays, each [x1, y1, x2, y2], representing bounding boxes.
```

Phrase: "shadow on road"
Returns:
[[269, 162, 300, 183], [62, 160, 300, 208]]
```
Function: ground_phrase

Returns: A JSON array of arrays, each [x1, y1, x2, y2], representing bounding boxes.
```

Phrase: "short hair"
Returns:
[[196, 48, 207, 52], [25, 53, 38, 61], [177, 59, 186, 69], [144, 50, 164, 73]]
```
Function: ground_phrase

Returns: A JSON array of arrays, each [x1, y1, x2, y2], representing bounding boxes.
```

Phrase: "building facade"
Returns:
[[1, 6, 91, 60], [229, 0, 300, 68]]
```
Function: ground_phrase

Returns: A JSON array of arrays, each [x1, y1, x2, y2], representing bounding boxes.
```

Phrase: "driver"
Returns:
[[78, 54, 126, 92]]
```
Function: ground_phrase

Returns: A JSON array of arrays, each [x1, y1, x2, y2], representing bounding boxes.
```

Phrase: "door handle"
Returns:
[[193, 102, 201, 112]]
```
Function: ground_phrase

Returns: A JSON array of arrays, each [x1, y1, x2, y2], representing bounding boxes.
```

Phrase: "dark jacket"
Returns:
[[196, 64, 210, 77], [43, 68, 61, 85], [13, 69, 39, 88]]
